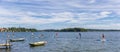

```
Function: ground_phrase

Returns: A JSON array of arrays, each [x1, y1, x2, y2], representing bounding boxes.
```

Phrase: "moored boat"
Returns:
[[10, 38, 25, 42], [0, 43, 11, 46], [29, 41, 47, 46]]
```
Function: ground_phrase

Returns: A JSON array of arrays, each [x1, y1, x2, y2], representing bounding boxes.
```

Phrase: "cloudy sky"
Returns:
[[0, 0, 120, 30]]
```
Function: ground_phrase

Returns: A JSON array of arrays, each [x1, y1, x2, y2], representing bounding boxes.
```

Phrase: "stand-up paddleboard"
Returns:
[[96, 39, 106, 42], [101, 39, 106, 42]]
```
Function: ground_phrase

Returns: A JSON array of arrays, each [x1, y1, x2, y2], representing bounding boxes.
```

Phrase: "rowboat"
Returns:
[[29, 41, 47, 46], [0, 40, 11, 49], [0, 43, 11, 46], [10, 38, 25, 42]]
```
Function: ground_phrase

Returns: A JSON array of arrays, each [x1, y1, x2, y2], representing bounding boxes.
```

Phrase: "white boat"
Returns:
[[29, 41, 47, 46], [0, 40, 12, 49], [10, 38, 25, 42], [0, 43, 11, 46]]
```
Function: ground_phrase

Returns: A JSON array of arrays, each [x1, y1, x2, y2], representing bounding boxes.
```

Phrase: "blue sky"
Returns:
[[0, 0, 120, 30]]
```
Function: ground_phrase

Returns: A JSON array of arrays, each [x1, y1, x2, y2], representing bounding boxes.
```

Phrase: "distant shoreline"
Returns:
[[0, 27, 120, 32]]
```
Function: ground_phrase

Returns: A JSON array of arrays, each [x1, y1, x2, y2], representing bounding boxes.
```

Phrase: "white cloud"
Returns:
[[0, 7, 14, 16], [0, 0, 119, 29], [0, 10, 75, 24], [84, 23, 120, 29], [0, 8, 112, 25], [76, 11, 111, 21], [99, 11, 112, 18], [89, 0, 96, 3]]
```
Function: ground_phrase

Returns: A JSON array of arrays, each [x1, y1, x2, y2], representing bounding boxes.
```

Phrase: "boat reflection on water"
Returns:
[[0, 48, 11, 52]]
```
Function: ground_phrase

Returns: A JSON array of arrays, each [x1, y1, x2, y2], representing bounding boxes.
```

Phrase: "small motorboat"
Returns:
[[10, 38, 25, 42], [29, 41, 47, 46]]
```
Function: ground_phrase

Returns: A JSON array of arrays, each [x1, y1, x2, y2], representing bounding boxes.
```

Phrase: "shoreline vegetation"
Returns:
[[0, 27, 120, 32], [0, 27, 37, 32]]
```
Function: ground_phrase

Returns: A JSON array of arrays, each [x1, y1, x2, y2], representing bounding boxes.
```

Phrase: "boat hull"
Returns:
[[29, 41, 47, 46], [10, 38, 25, 42], [0, 44, 11, 46]]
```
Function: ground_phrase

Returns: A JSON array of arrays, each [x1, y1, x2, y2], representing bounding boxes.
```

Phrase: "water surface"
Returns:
[[0, 32, 120, 52]]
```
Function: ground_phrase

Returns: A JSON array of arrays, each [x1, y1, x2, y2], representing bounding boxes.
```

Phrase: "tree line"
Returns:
[[5, 27, 37, 32], [1, 27, 119, 32], [40, 28, 88, 32]]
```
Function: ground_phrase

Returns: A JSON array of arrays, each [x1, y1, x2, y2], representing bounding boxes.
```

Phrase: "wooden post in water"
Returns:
[[0, 33, 11, 49], [6, 34, 11, 49]]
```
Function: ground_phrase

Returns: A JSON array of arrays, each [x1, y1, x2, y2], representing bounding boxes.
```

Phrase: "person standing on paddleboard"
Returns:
[[79, 33, 81, 38], [101, 34, 106, 42], [102, 34, 105, 39]]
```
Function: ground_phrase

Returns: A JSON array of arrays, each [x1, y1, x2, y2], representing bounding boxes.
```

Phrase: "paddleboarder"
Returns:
[[55, 32, 58, 38], [79, 33, 81, 38], [102, 34, 105, 39], [101, 34, 106, 42]]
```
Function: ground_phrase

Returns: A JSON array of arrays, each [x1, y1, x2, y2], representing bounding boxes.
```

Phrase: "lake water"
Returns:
[[0, 32, 120, 52]]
